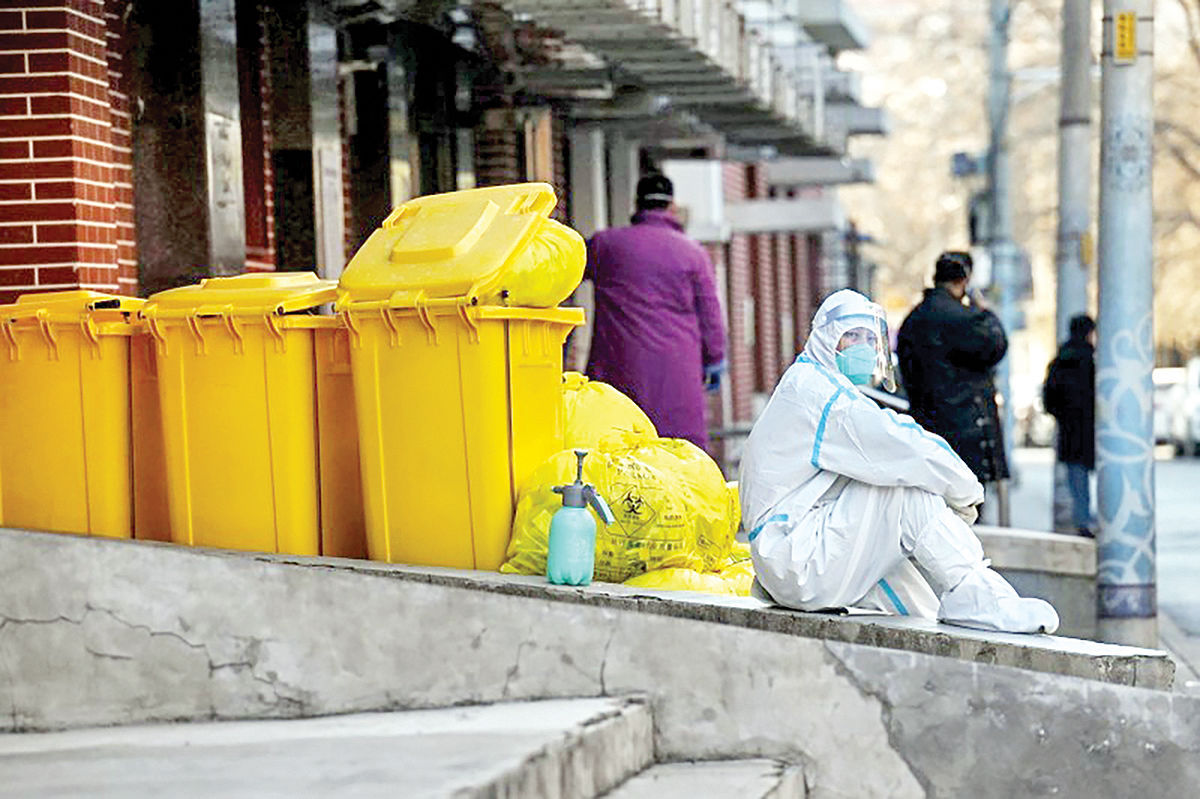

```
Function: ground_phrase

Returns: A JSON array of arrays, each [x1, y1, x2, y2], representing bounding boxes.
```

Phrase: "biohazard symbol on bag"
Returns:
[[503, 438, 733, 583]]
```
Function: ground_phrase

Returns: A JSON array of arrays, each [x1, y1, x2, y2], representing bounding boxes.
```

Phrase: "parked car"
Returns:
[[1153, 363, 1200, 455], [1015, 395, 1056, 448], [1176, 358, 1200, 456], [1153, 367, 1186, 446], [1013, 376, 1054, 448]]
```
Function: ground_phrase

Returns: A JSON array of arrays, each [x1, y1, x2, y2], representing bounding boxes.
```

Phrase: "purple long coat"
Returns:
[[584, 209, 727, 449]]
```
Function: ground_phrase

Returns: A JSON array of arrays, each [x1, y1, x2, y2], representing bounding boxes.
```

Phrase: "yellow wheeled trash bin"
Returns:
[[142, 273, 365, 556], [0, 291, 144, 537], [337, 183, 585, 569]]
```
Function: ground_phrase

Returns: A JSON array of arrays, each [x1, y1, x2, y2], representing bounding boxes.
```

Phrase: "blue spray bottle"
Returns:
[[547, 450, 614, 586]]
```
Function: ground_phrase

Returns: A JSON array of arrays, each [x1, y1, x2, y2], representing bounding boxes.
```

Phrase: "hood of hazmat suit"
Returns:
[[739, 289, 1059, 634]]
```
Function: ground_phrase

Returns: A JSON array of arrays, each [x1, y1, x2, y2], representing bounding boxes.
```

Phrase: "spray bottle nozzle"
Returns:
[[551, 450, 614, 524]]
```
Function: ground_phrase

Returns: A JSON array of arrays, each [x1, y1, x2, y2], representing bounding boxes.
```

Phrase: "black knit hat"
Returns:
[[933, 250, 973, 283], [1069, 314, 1096, 340], [636, 173, 674, 203]]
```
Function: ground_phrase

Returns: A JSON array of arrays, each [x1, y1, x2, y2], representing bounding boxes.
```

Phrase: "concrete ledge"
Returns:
[[261, 553, 1169, 690], [976, 525, 1096, 576], [976, 525, 1098, 639], [4, 528, 1198, 797]]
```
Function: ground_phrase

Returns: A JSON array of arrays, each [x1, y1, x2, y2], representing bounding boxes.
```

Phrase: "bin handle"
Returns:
[[0, 319, 18, 361], [145, 314, 169, 356], [226, 313, 244, 354], [36, 309, 59, 360], [457, 303, 480, 344], [203, 305, 246, 354], [80, 315, 102, 358], [412, 291, 439, 344], [379, 306, 401, 348], [265, 311, 287, 353], [342, 309, 362, 349], [185, 314, 207, 355]]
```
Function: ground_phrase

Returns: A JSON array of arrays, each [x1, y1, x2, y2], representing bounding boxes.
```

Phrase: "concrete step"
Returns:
[[607, 760, 806, 799], [0, 696, 653, 799]]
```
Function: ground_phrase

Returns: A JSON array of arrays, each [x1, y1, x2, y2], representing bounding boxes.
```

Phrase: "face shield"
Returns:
[[821, 301, 897, 392]]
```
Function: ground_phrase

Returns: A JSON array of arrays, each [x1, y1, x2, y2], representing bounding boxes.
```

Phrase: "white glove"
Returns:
[[949, 502, 979, 526]]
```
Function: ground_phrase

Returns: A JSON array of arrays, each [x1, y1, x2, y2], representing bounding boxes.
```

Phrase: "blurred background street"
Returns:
[[1010, 445, 1200, 685]]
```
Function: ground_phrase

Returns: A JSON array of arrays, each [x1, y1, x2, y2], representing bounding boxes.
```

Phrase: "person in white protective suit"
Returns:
[[740, 289, 1059, 633]]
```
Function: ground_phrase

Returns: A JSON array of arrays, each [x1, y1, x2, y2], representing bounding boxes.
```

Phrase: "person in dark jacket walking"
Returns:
[[897, 251, 1010, 490], [1042, 314, 1096, 536], [585, 174, 727, 450]]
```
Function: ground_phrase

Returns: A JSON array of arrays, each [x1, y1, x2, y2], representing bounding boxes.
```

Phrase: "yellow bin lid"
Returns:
[[337, 183, 559, 307], [143, 273, 338, 318], [0, 290, 144, 322]]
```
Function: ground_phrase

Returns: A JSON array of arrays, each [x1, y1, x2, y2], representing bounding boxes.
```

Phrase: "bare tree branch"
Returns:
[[1177, 0, 1200, 68]]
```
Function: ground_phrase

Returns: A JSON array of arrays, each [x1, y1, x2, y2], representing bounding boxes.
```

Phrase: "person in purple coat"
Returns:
[[584, 174, 727, 450]]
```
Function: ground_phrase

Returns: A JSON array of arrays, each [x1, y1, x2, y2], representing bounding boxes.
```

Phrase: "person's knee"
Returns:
[[896, 485, 948, 520]]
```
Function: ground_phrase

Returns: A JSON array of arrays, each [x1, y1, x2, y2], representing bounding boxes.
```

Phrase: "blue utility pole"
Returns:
[[1096, 1, 1156, 647]]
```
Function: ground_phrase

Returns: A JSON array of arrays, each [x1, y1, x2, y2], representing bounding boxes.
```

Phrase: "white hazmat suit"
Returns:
[[740, 289, 1059, 634]]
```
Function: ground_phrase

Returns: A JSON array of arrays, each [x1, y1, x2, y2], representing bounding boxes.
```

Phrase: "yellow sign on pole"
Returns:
[[1114, 11, 1137, 64]]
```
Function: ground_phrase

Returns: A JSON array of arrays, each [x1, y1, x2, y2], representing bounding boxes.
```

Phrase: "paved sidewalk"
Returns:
[[1159, 611, 1200, 695]]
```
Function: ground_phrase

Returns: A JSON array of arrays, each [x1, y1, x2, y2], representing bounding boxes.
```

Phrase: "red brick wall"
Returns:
[[0, 0, 127, 303], [722, 162, 752, 422], [703, 240, 725, 440], [475, 109, 521, 187], [103, 0, 133, 293]]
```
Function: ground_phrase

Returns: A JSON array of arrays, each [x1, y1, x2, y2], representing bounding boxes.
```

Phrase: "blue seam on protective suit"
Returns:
[[797, 355, 860, 398], [877, 579, 910, 616], [748, 513, 789, 543], [811, 387, 847, 468], [800, 355, 953, 457], [893, 419, 955, 455]]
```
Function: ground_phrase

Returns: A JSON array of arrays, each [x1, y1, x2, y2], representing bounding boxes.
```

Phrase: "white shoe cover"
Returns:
[[937, 567, 1060, 634]]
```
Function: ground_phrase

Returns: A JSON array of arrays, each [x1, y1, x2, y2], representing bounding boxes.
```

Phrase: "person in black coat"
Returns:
[[897, 251, 1010, 488], [1042, 314, 1096, 537]]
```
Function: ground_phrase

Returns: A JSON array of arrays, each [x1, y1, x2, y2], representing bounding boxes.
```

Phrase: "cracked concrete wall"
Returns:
[[1, 530, 1198, 798]]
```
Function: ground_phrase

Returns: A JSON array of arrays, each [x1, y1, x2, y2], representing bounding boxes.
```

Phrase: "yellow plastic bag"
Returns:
[[496, 217, 586, 307], [621, 540, 754, 597], [624, 567, 748, 596], [503, 438, 733, 582], [726, 481, 741, 537], [562, 372, 657, 451]]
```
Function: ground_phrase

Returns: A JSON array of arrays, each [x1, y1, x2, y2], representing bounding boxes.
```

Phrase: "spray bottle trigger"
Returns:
[[584, 487, 615, 525]]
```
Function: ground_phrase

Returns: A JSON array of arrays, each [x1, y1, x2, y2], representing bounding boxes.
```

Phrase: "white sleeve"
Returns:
[[810, 388, 984, 508]]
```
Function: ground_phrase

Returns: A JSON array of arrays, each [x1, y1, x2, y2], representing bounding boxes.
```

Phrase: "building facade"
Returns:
[[0, 0, 884, 461]]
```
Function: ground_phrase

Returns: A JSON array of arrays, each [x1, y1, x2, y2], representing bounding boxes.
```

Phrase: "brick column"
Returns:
[[747, 165, 778, 392], [723, 162, 752, 422], [238, 0, 275, 272], [775, 230, 794, 366], [103, 0, 134, 293], [0, 0, 126, 303], [475, 110, 521, 187], [790, 232, 809, 352]]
